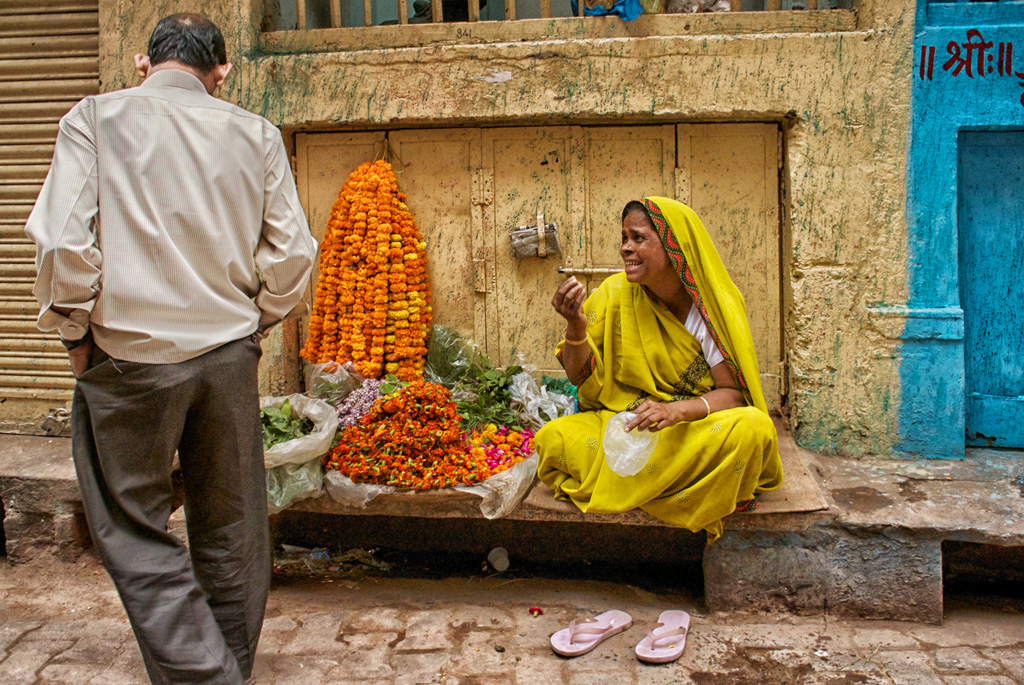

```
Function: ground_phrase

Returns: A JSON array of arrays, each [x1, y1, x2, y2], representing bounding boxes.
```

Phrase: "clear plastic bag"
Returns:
[[424, 325, 487, 387], [603, 411, 659, 477], [306, 361, 363, 406], [510, 372, 576, 431], [267, 459, 323, 515]]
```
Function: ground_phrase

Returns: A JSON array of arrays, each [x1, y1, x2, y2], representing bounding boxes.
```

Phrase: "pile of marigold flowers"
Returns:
[[324, 381, 534, 490], [302, 160, 431, 381]]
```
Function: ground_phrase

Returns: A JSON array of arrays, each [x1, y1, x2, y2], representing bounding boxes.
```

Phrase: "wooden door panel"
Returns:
[[585, 126, 676, 272], [484, 126, 584, 372], [389, 129, 483, 351], [680, 123, 782, 411]]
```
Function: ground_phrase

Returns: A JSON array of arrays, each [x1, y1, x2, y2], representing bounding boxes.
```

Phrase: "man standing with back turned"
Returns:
[[25, 14, 316, 684]]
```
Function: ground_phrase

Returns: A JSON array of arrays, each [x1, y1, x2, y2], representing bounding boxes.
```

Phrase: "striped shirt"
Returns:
[[25, 69, 316, 364]]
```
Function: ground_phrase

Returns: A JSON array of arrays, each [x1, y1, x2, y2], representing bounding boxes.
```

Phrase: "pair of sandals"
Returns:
[[549, 609, 690, 663]]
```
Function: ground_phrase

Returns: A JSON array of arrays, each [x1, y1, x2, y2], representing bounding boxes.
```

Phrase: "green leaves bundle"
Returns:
[[261, 400, 315, 451]]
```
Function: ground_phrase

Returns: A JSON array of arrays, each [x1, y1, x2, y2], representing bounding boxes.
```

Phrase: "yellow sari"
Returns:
[[535, 197, 783, 542]]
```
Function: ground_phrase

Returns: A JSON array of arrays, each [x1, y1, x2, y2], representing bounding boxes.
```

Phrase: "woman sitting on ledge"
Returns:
[[536, 197, 783, 542]]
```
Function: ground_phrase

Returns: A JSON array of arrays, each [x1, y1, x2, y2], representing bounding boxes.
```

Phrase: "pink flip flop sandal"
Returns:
[[550, 609, 633, 657], [634, 610, 690, 663]]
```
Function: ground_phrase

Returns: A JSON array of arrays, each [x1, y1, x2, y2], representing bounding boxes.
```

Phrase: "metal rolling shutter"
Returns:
[[0, 0, 98, 427]]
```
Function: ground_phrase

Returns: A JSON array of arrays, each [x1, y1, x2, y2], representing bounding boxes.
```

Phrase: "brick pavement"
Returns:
[[1, 555, 1022, 684]]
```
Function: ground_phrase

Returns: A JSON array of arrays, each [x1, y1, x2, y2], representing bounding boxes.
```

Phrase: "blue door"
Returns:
[[959, 131, 1024, 449]]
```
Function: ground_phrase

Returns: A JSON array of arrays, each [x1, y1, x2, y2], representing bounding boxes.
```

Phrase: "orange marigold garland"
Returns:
[[301, 160, 431, 380]]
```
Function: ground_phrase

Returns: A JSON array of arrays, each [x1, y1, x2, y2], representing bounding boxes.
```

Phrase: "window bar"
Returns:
[[729, 0, 741, 10], [331, 0, 342, 26], [431, 0, 444, 22], [297, 0, 307, 30], [540, 0, 552, 17], [506, 0, 517, 20], [765, 0, 780, 9], [469, 0, 481, 21], [397, 0, 409, 23], [364, 0, 373, 25]]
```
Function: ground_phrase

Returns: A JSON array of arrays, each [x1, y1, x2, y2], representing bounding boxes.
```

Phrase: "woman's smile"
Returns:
[[621, 209, 670, 285]]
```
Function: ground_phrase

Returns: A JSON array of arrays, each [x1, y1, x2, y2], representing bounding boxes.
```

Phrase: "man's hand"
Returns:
[[67, 342, 92, 379]]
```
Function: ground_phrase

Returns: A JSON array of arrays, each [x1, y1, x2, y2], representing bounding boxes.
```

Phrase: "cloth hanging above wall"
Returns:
[[571, 0, 644, 21]]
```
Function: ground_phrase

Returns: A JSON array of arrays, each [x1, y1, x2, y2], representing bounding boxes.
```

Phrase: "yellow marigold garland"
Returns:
[[302, 160, 432, 381]]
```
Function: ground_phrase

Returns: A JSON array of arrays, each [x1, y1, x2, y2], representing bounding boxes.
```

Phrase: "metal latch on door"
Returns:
[[510, 209, 561, 259]]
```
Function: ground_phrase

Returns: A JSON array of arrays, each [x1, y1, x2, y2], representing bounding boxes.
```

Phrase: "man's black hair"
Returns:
[[621, 200, 652, 224], [148, 14, 226, 74]]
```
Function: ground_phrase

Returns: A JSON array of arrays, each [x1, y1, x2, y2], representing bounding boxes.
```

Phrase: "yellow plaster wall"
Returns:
[[98, 0, 913, 456]]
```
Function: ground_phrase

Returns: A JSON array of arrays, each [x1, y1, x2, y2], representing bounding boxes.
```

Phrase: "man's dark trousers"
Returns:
[[71, 335, 269, 684]]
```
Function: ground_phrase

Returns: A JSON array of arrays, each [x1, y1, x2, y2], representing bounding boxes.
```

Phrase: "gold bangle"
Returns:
[[563, 331, 590, 346], [699, 395, 711, 419]]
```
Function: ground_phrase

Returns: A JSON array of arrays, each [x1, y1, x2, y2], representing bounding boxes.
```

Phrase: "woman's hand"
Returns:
[[552, 276, 587, 327], [625, 400, 684, 433], [551, 276, 590, 385]]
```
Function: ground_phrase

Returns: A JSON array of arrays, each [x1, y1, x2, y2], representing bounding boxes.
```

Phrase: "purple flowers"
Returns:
[[337, 379, 383, 428]]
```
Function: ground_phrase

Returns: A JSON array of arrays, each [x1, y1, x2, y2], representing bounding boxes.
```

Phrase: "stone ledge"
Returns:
[[2, 430, 1023, 624], [1, 430, 1021, 543]]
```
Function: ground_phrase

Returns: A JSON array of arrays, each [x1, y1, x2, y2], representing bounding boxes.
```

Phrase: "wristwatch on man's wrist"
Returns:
[[60, 331, 91, 350]]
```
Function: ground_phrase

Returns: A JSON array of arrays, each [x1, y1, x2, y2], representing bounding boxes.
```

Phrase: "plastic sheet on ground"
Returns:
[[323, 451, 539, 519]]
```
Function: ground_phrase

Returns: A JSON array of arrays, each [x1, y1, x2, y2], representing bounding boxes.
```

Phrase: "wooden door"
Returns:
[[389, 129, 484, 351], [483, 126, 585, 373], [294, 124, 784, 411], [959, 131, 1024, 449], [678, 123, 783, 411], [584, 126, 676, 278]]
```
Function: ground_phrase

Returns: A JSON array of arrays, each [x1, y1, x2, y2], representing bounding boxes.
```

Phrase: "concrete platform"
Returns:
[[0, 434, 88, 562], [2, 429, 1023, 625]]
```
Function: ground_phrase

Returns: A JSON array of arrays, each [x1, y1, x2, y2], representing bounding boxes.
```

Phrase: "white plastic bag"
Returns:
[[261, 394, 339, 469], [603, 411, 658, 477], [267, 459, 323, 515], [510, 372, 576, 431]]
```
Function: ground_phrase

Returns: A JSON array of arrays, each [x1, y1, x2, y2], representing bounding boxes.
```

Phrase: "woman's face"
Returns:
[[620, 209, 674, 286]]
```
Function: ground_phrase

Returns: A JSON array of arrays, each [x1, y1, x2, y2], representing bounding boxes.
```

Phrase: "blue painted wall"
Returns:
[[901, 0, 1024, 458]]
